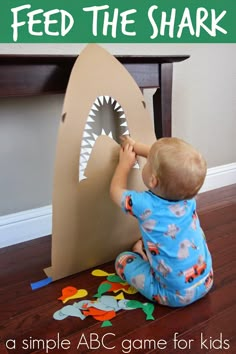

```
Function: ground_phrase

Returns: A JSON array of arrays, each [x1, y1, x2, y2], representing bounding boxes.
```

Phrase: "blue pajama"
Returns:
[[115, 190, 213, 307]]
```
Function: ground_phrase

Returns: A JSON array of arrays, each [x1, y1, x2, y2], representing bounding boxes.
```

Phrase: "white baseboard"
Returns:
[[199, 162, 236, 193], [0, 162, 236, 248], [0, 206, 52, 248]]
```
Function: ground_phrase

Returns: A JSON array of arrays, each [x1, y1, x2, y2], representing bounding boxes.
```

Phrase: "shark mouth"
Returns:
[[79, 95, 138, 181]]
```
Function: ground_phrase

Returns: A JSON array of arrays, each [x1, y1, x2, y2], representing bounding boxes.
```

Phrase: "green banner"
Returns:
[[0, 0, 235, 43]]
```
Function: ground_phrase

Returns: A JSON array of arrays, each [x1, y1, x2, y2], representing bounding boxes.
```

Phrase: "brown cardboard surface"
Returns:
[[44, 44, 156, 281]]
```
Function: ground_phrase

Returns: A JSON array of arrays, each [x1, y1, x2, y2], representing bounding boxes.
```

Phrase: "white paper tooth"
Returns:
[[82, 154, 90, 162], [85, 124, 93, 130], [82, 131, 91, 138], [119, 114, 126, 118], [105, 96, 110, 104], [120, 121, 128, 127], [111, 98, 115, 104], [101, 129, 106, 135], [80, 167, 87, 174], [79, 172, 87, 182], [133, 162, 140, 169], [95, 98, 100, 106], [89, 110, 96, 116], [108, 131, 113, 139], [87, 116, 95, 123], [99, 96, 104, 105], [80, 155, 88, 163], [117, 107, 124, 112], [83, 147, 92, 154], [81, 140, 89, 147], [92, 133, 98, 140], [92, 104, 99, 111], [80, 161, 87, 169], [81, 148, 89, 154], [122, 130, 130, 135], [87, 139, 96, 147], [114, 102, 120, 110]]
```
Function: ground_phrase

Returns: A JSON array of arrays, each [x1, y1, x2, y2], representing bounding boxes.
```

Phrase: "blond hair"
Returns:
[[149, 137, 207, 200]]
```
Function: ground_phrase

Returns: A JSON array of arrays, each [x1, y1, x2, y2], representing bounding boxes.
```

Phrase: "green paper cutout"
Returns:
[[127, 300, 155, 320], [94, 282, 111, 298], [142, 303, 155, 320], [101, 320, 112, 327], [127, 300, 143, 309], [107, 274, 125, 283]]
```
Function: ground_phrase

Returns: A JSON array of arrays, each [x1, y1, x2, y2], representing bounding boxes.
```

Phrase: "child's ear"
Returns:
[[150, 174, 158, 189]]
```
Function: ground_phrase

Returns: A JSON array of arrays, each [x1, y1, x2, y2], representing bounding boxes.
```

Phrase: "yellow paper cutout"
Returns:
[[63, 289, 88, 303], [114, 292, 125, 300], [58, 286, 77, 301], [91, 269, 115, 277], [123, 286, 138, 295]]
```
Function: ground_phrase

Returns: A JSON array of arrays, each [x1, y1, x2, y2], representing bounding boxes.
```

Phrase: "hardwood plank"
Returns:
[[199, 204, 236, 232], [87, 281, 236, 354], [204, 220, 236, 243], [1, 253, 233, 339], [3, 256, 232, 354], [0, 262, 114, 322], [150, 304, 236, 354], [197, 184, 236, 213], [216, 336, 236, 354], [0, 238, 51, 287], [0, 184, 235, 354], [0, 342, 8, 354]]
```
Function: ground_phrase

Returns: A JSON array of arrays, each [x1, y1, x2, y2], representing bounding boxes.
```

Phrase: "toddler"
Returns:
[[110, 137, 213, 307]]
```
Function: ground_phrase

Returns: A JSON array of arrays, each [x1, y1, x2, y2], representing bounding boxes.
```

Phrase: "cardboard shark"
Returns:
[[44, 44, 156, 281]]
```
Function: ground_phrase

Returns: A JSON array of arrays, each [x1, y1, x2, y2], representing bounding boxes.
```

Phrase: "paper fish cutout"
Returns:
[[92, 269, 124, 284], [58, 286, 77, 300], [98, 295, 121, 311], [107, 274, 125, 283], [53, 305, 85, 321], [53, 310, 68, 321], [127, 300, 155, 320], [53, 285, 154, 327], [94, 282, 112, 298], [62, 289, 88, 303], [118, 299, 136, 310], [58, 287, 88, 303], [73, 299, 95, 310], [83, 307, 116, 322], [113, 292, 125, 300], [94, 280, 131, 298], [44, 44, 156, 281], [91, 269, 115, 277], [122, 286, 138, 295], [101, 320, 113, 327]]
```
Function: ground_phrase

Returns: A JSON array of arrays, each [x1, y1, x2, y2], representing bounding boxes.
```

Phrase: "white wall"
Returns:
[[0, 95, 62, 215], [0, 44, 235, 216]]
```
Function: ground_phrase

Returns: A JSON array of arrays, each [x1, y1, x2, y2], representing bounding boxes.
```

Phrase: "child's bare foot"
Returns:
[[132, 239, 148, 261]]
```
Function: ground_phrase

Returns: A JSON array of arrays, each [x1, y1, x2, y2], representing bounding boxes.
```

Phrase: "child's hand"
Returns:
[[132, 239, 148, 261], [120, 135, 136, 149], [119, 143, 136, 170]]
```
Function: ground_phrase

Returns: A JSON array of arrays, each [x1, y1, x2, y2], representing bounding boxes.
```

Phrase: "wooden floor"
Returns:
[[1, 184, 236, 354]]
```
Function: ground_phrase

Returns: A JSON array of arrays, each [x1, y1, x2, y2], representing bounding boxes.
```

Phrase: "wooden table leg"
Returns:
[[153, 63, 173, 138]]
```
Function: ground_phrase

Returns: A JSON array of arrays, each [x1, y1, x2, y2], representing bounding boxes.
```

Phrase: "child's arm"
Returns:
[[110, 144, 136, 207], [120, 136, 150, 158]]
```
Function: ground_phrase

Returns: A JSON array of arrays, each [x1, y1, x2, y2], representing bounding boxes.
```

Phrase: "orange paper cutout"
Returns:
[[63, 289, 88, 304], [83, 307, 116, 322], [58, 286, 77, 301], [101, 280, 130, 292]]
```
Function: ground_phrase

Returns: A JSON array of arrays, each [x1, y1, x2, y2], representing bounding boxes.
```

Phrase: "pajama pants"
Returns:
[[115, 251, 213, 307]]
